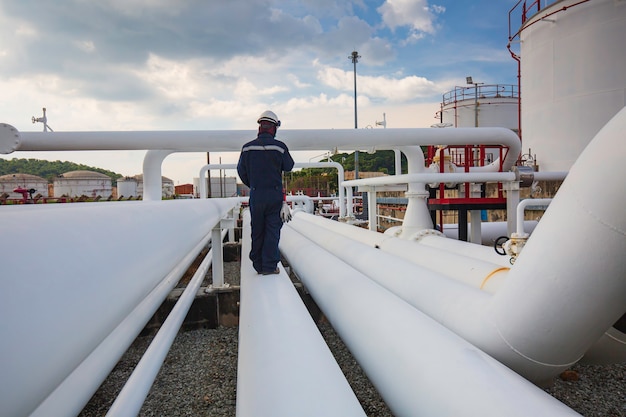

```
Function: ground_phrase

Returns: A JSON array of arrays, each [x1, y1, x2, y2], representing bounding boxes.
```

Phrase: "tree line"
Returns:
[[0, 158, 123, 184]]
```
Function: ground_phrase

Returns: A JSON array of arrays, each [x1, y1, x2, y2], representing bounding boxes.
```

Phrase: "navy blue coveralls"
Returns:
[[237, 132, 294, 274]]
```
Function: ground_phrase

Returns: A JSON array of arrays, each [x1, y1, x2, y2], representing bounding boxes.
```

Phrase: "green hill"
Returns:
[[0, 158, 123, 184]]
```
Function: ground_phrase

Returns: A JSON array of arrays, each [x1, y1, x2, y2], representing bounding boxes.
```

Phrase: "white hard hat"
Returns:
[[257, 110, 281, 127]]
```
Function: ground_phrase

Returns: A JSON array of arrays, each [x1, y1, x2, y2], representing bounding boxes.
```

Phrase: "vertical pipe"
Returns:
[[367, 187, 376, 231], [142, 150, 173, 201]]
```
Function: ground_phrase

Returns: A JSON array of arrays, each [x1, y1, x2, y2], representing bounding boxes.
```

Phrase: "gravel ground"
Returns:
[[80, 260, 626, 417]]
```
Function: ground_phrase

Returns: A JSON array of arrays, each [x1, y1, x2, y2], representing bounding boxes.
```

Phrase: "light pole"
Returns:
[[350, 50, 361, 179], [466, 76, 483, 127]]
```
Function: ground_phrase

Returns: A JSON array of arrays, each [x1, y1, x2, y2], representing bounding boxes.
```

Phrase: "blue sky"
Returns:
[[0, 0, 522, 184]]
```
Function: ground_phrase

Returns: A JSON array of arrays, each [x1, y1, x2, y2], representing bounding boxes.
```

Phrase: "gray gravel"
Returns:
[[80, 260, 626, 417]]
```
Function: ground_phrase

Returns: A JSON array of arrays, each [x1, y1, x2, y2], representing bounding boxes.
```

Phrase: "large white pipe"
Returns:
[[279, 226, 581, 417], [236, 211, 365, 417], [290, 212, 509, 293], [0, 198, 238, 417], [1, 127, 521, 166], [30, 231, 214, 417], [287, 103, 626, 383], [487, 106, 626, 380], [581, 326, 626, 365], [295, 211, 511, 269]]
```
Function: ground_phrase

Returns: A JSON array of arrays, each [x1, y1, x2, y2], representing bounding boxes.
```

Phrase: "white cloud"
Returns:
[[74, 40, 96, 53], [317, 66, 442, 101], [15, 22, 38, 38], [287, 74, 311, 88], [377, 0, 439, 37]]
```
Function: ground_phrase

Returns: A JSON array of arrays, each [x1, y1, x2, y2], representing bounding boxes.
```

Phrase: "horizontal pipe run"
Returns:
[[106, 239, 218, 417], [29, 231, 215, 417], [290, 212, 508, 293], [0, 198, 238, 417], [4, 127, 521, 161], [236, 211, 365, 417], [533, 171, 568, 181], [295, 211, 511, 269], [279, 226, 581, 417], [342, 171, 516, 189]]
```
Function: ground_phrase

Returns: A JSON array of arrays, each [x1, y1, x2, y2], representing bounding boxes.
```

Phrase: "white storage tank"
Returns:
[[0, 173, 49, 199], [516, 0, 626, 171], [194, 176, 238, 198], [441, 84, 519, 131], [116, 177, 138, 199], [133, 174, 175, 199], [440, 84, 520, 165], [54, 170, 112, 198]]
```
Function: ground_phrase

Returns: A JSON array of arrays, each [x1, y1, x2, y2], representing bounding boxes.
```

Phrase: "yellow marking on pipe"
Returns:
[[480, 267, 510, 290]]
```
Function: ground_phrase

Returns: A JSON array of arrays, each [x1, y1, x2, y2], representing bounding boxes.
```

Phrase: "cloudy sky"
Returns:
[[0, 0, 521, 185]]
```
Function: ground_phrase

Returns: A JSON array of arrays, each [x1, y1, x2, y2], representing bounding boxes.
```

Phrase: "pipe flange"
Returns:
[[0, 123, 21, 154], [512, 165, 534, 188], [407, 228, 445, 241]]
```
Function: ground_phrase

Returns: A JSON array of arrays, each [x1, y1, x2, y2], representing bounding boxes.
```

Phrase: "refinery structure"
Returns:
[[1, 1, 625, 416]]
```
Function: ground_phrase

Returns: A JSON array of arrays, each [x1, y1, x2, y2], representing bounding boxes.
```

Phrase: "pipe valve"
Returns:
[[502, 232, 529, 264]]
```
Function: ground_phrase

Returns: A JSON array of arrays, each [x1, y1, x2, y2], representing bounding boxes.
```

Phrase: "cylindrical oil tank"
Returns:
[[518, 0, 626, 171], [440, 84, 519, 164], [116, 177, 138, 198], [441, 84, 519, 131], [133, 174, 174, 199], [53, 170, 112, 198], [0, 173, 49, 199]]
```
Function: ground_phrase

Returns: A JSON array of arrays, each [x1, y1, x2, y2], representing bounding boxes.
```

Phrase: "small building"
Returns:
[[0, 173, 49, 199], [53, 170, 113, 199], [175, 183, 194, 196]]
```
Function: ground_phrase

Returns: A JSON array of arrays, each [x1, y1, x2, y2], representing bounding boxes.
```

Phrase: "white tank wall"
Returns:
[[0, 177, 49, 198], [116, 179, 138, 198], [53, 178, 112, 198], [520, 0, 626, 171], [136, 179, 174, 199], [442, 98, 519, 130]]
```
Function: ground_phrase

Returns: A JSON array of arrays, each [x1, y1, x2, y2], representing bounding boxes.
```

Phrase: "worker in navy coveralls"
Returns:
[[237, 110, 294, 275]]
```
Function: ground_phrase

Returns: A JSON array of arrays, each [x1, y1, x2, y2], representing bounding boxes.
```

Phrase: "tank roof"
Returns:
[[58, 170, 110, 179], [0, 173, 47, 181], [132, 174, 174, 183]]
